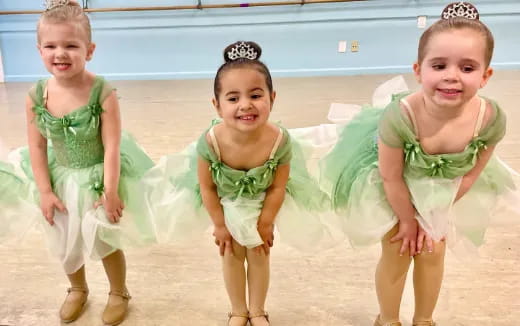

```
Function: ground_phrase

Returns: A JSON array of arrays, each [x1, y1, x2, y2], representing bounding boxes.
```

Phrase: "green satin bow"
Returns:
[[470, 139, 487, 156], [427, 157, 453, 177], [404, 142, 421, 163], [87, 172, 105, 198], [209, 161, 223, 182], [88, 103, 104, 129], [235, 176, 256, 198], [263, 159, 278, 179], [60, 116, 77, 137]]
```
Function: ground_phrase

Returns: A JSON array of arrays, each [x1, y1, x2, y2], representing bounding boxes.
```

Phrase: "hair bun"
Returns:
[[441, 2, 479, 20], [223, 41, 262, 63]]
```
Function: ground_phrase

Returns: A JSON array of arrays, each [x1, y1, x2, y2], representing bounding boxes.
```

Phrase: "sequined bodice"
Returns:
[[31, 77, 106, 169]]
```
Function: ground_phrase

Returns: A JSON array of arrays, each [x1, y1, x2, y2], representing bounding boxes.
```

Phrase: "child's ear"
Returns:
[[86, 42, 96, 61], [270, 91, 276, 110], [480, 67, 493, 88], [413, 62, 421, 83], [212, 98, 223, 117], [37, 44, 43, 56]]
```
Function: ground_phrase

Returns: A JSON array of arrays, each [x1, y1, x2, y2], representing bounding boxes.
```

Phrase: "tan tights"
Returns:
[[375, 225, 446, 324], [66, 250, 128, 298], [223, 239, 270, 318]]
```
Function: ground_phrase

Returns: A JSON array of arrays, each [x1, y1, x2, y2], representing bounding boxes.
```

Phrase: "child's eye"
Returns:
[[461, 65, 475, 73], [227, 97, 238, 102], [251, 94, 262, 99], [432, 64, 445, 70], [67, 45, 79, 49], [44, 45, 55, 49]]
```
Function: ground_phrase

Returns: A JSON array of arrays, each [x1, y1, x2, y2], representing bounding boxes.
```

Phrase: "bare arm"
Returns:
[[256, 163, 289, 254], [25, 95, 66, 225], [97, 91, 124, 223], [258, 164, 289, 226], [455, 145, 496, 201], [26, 96, 51, 194], [456, 101, 499, 201], [198, 157, 225, 226], [198, 156, 232, 256], [378, 138, 418, 256]]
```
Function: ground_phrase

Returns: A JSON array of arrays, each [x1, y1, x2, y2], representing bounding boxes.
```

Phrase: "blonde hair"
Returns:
[[418, 17, 494, 67], [37, 1, 91, 43]]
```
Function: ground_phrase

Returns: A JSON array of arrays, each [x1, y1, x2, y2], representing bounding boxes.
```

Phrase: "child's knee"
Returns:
[[246, 250, 269, 267], [381, 236, 413, 263], [377, 254, 411, 282], [414, 242, 446, 266], [223, 250, 246, 264]]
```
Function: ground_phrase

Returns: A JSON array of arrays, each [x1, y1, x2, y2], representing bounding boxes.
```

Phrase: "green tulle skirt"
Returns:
[[142, 124, 345, 251], [321, 107, 520, 251], [0, 132, 156, 274]]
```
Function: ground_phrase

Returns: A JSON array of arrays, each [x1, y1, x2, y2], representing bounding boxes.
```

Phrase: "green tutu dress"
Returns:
[[143, 120, 343, 250], [0, 76, 156, 273], [322, 90, 519, 251]]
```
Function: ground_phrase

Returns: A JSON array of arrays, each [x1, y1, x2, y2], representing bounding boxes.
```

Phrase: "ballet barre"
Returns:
[[0, 0, 366, 15]]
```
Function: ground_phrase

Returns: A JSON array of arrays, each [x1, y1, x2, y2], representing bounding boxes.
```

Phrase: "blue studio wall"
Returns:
[[0, 0, 519, 82]]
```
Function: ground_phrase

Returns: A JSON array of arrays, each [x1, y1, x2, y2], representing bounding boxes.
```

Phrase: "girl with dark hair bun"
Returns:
[[143, 40, 341, 326]]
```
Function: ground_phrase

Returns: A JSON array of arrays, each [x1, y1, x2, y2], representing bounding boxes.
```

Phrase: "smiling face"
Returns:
[[37, 21, 95, 80], [212, 68, 275, 132], [414, 28, 492, 109]]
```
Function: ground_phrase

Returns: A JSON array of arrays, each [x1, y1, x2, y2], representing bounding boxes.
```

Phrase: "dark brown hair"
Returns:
[[213, 41, 273, 100]]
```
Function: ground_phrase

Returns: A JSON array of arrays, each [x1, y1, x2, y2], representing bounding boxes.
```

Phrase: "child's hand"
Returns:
[[390, 218, 418, 256], [256, 223, 274, 255], [213, 225, 233, 256], [94, 192, 124, 223], [416, 224, 434, 254], [40, 191, 67, 226]]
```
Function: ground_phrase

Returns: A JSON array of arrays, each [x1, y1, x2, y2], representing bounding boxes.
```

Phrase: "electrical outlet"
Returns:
[[338, 40, 347, 53], [351, 40, 359, 52], [417, 16, 427, 28]]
